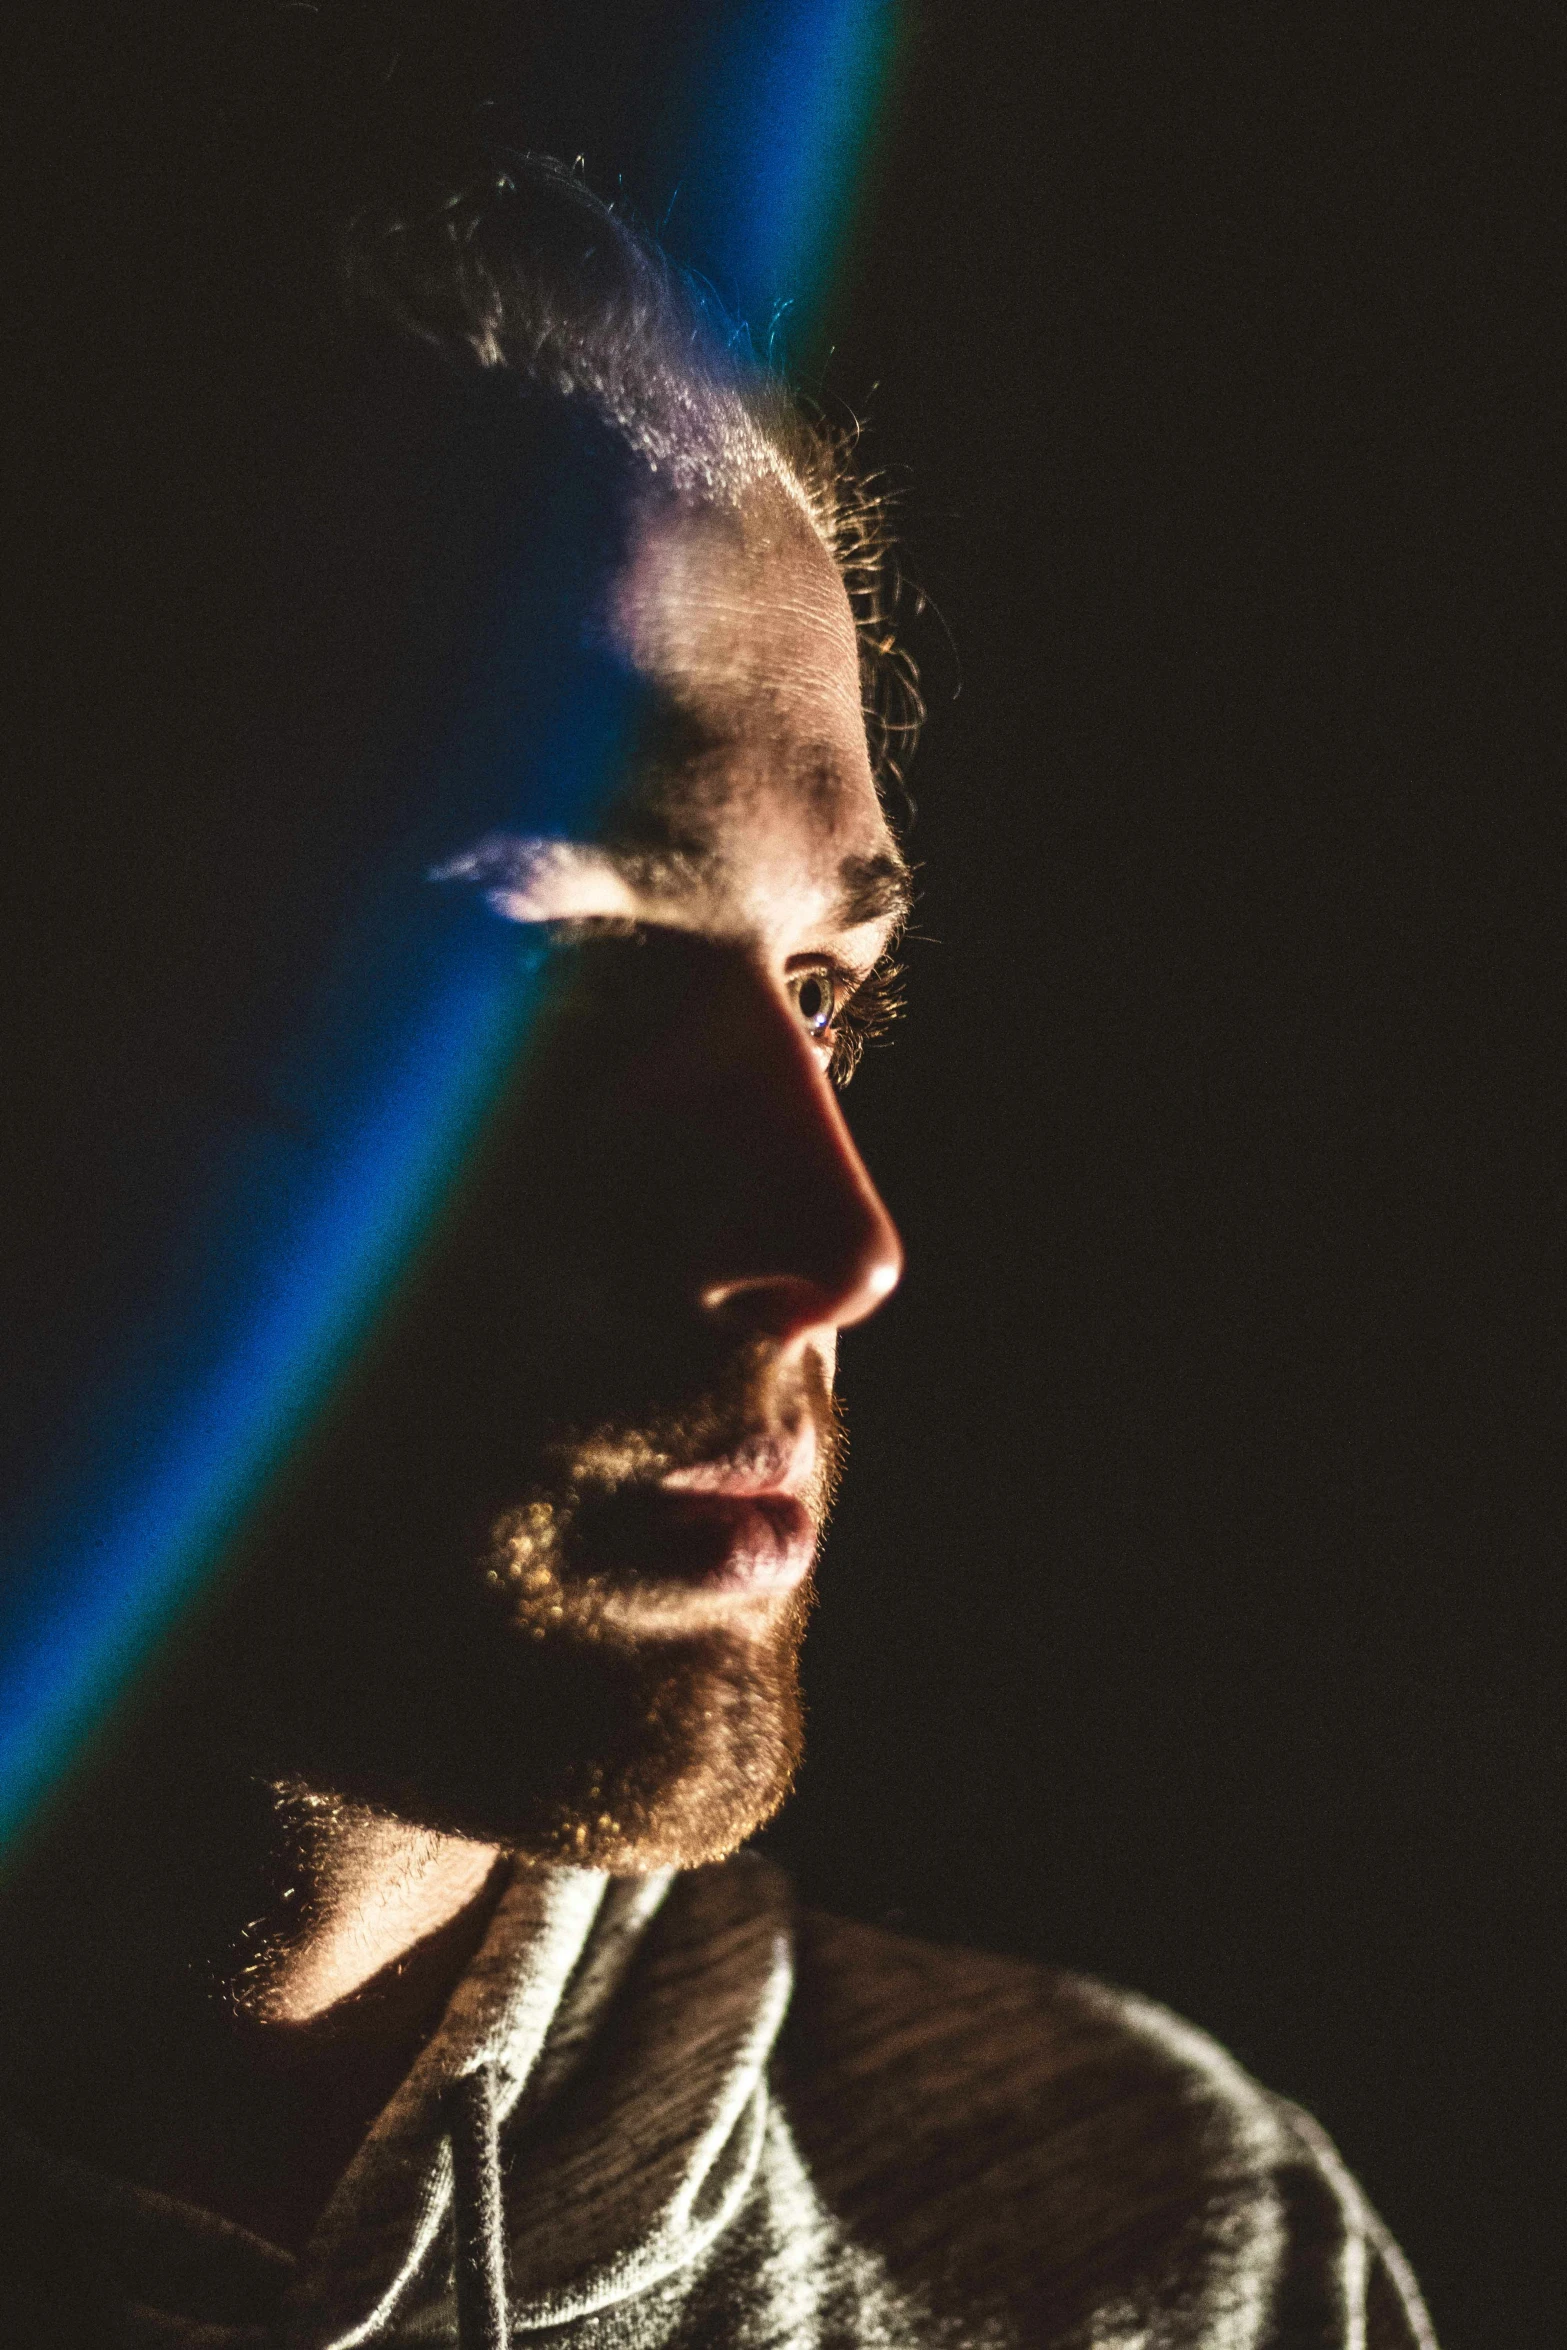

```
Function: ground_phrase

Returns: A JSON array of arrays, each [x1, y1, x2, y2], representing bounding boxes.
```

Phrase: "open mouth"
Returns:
[[489, 1398, 832, 1622], [578, 1483, 816, 1595]]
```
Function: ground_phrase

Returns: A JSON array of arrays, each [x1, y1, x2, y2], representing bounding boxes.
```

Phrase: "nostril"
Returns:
[[697, 1274, 832, 1340], [697, 1206, 901, 1343]]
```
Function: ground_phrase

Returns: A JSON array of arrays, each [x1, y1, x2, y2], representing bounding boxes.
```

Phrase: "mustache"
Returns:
[[535, 1341, 846, 1518]]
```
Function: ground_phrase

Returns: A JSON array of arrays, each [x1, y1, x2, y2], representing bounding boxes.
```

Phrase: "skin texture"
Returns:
[[0, 474, 906, 2247]]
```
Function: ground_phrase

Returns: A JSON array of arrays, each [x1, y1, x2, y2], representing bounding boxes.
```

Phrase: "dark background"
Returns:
[[619, 8, 1557, 2345], [12, 5, 1558, 2342], [762, 12, 1557, 2347]]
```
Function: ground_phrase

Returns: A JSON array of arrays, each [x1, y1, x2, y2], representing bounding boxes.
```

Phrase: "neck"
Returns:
[[0, 1702, 507, 2250], [230, 1786, 503, 2028]]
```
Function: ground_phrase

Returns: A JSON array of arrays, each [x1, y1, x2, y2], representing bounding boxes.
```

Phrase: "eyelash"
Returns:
[[531, 922, 904, 1088], [810, 953, 906, 1087]]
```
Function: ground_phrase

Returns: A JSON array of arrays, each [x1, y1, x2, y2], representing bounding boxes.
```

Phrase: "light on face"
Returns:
[[0, 0, 913, 1853]]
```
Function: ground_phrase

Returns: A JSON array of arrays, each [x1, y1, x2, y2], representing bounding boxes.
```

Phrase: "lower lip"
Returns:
[[595, 1490, 815, 1595]]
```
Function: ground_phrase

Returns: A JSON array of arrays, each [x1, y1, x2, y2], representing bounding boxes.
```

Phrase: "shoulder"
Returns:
[[773, 1906, 1437, 2349]]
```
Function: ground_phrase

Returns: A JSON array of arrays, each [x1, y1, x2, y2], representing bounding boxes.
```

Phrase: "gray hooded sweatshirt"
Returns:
[[0, 1852, 1436, 2347]]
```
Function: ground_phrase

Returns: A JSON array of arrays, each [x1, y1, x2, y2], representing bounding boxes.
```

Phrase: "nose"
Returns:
[[681, 962, 904, 1346]]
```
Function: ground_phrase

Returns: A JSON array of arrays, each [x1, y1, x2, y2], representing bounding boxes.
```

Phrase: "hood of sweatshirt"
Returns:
[[0, 1851, 799, 2348]]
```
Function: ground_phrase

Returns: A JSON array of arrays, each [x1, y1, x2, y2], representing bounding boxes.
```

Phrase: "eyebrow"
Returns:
[[434, 834, 914, 942], [834, 850, 914, 936], [616, 720, 915, 933]]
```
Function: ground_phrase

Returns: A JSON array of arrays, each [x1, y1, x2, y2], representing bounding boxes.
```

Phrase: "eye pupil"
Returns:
[[795, 972, 834, 1035]]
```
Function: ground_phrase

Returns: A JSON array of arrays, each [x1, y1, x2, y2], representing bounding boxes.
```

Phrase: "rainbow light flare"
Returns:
[[0, 0, 906, 1850], [0, 921, 543, 1847], [662, 0, 903, 344]]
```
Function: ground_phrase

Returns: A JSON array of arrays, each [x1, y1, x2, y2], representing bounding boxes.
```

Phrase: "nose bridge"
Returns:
[[694, 963, 903, 1338]]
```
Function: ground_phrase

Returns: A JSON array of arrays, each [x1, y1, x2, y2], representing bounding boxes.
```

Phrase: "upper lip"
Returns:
[[658, 1420, 817, 1499]]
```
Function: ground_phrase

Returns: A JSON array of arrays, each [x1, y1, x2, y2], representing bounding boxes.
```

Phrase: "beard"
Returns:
[[228, 1337, 845, 1872], [448, 1584, 813, 1872], [460, 1340, 844, 1870]]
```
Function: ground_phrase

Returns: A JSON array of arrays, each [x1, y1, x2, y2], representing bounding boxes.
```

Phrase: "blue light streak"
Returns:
[[667, 0, 903, 341], [0, 915, 540, 1845], [0, 0, 908, 1849]]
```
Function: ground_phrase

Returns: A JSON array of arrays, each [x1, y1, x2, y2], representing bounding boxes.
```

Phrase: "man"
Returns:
[[0, 26, 1436, 2348]]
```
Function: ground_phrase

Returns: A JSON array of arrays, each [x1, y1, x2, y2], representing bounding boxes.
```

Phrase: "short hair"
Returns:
[[13, 6, 917, 882], [346, 152, 792, 497], [2, 12, 917, 1429], [334, 147, 918, 801]]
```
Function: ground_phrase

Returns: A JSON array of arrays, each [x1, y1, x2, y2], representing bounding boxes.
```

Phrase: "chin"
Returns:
[[502, 1639, 805, 1870], [516, 1722, 804, 1873], [281, 1605, 809, 1870]]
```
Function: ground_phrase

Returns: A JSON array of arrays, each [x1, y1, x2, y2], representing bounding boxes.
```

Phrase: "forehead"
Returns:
[[610, 485, 870, 751], [591, 486, 898, 927], [436, 476, 908, 947]]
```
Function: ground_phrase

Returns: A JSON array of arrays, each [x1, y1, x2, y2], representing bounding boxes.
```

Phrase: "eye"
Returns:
[[790, 967, 839, 1041]]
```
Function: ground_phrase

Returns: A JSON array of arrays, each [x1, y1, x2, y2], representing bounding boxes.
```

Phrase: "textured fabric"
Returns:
[[0, 1852, 1438, 2347]]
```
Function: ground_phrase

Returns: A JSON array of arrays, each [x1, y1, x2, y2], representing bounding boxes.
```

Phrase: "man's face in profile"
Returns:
[[234, 472, 907, 1870]]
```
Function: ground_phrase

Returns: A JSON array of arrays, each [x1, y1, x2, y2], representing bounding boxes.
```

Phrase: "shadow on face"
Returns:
[[182, 477, 909, 1866]]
